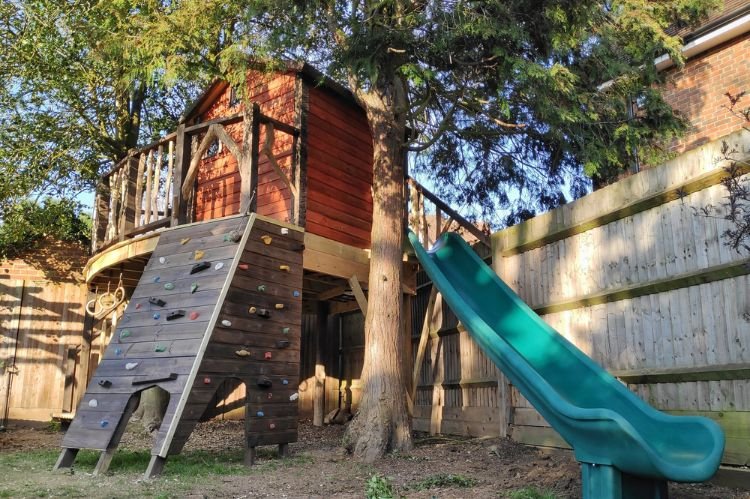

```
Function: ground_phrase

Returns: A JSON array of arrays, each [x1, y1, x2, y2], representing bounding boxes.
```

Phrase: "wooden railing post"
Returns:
[[121, 155, 139, 237], [172, 124, 190, 226], [248, 103, 260, 213], [92, 182, 110, 253]]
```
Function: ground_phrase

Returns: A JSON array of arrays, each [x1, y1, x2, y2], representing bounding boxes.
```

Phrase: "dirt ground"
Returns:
[[0, 419, 747, 498]]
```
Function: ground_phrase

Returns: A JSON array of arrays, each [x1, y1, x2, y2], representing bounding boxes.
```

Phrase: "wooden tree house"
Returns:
[[56, 63, 485, 478]]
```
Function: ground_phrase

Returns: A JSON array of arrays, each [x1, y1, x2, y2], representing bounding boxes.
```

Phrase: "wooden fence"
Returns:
[[0, 279, 88, 424], [413, 129, 750, 466]]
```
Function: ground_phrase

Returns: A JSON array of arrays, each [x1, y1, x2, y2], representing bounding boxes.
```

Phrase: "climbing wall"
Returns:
[[56, 213, 303, 476]]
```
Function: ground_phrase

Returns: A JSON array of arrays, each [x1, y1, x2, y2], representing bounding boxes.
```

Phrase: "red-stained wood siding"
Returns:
[[195, 72, 296, 223], [305, 86, 373, 248]]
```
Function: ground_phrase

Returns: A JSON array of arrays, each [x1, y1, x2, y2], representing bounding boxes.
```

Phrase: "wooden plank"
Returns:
[[411, 287, 437, 405], [510, 425, 570, 450], [348, 276, 368, 318]]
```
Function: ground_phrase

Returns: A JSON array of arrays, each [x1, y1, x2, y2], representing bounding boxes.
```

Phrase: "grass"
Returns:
[[410, 473, 477, 490], [507, 486, 558, 499], [0, 447, 311, 498]]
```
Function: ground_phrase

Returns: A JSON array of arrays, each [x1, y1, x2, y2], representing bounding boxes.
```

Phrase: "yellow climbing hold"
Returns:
[[261, 235, 273, 245], [194, 250, 205, 260], [275, 303, 284, 310], [180, 237, 190, 245], [235, 349, 251, 357], [248, 306, 257, 314], [279, 265, 290, 272]]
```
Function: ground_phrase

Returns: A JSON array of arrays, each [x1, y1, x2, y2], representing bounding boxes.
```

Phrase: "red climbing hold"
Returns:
[[238, 263, 249, 270], [189, 311, 200, 320], [203, 377, 211, 384], [264, 351, 272, 360]]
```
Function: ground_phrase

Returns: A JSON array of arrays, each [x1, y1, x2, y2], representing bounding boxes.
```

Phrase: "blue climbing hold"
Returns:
[[114, 348, 122, 356], [153, 276, 160, 283], [282, 379, 289, 385], [99, 420, 108, 428], [153, 312, 160, 320], [256, 411, 264, 417], [293, 290, 300, 297]]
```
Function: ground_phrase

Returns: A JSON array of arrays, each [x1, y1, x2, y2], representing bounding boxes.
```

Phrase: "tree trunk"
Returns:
[[131, 387, 169, 432], [343, 72, 413, 461]]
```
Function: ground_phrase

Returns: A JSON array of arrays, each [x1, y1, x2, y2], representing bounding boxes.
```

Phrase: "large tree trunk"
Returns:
[[344, 72, 413, 461]]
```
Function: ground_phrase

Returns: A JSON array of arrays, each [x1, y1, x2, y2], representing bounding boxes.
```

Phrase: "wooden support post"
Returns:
[[313, 301, 328, 427], [171, 124, 191, 226], [61, 346, 77, 413], [241, 103, 261, 214], [244, 447, 257, 466], [348, 276, 368, 318], [498, 374, 512, 438], [411, 287, 438, 405], [145, 456, 167, 478], [278, 443, 290, 458], [93, 395, 139, 476], [292, 75, 308, 226], [53, 448, 79, 470], [0, 279, 22, 429], [402, 293, 414, 416]]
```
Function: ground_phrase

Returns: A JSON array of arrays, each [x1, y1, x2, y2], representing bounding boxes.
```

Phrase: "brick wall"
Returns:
[[662, 31, 750, 154], [0, 238, 88, 283]]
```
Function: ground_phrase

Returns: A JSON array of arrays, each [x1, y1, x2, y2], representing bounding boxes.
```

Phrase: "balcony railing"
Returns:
[[91, 104, 301, 253]]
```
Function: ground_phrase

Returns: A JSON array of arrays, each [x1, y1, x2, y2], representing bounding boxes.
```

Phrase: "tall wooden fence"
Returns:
[[414, 130, 750, 466]]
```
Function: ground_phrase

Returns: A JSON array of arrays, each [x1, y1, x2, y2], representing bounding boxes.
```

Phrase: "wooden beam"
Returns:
[[292, 75, 308, 226], [612, 363, 750, 384], [314, 301, 328, 427], [303, 233, 370, 282], [533, 258, 750, 316], [348, 275, 368, 318], [316, 284, 350, 301]]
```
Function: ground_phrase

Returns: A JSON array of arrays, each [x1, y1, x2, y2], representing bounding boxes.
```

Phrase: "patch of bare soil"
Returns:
[[1, 419, 748, 498]]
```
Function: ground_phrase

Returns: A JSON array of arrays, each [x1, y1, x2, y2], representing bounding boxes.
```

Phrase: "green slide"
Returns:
[[408, 231, 724, 499]]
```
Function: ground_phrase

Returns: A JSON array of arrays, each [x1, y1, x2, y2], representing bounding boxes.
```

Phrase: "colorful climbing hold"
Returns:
[[154, 345, 167, 353], [153, 276, 160, 283], [135, 303, 141, 310], [293, 290, 300, 297], [255, 308, 271, 318], [276, 340, 290, 349], [99, 420, 109, 428], [166, 310, 185, 321], [164, 282, 175, 291], [257, 284, 266, 292], [221, 319, 232, 327], [194, 250, 205, 260], [214, 262, 224, 270], [279, 265, 290, 272], [153, 312, 161, 320], [180, 237, 190, 245], [238, 263, 249, 270], [235, 349, 251, 357], [119, 329, 131, 339], [275, 303, 284, 310], [256, 376, 272, 388], [249, 306, 257, 314], [159, 256, 167, 264], [125, 362, 139, 370], [282, 327, 290, 334], [203, 377, 211, 384], [190, 282, 199, 294], [256, 411, 265, 417], [261, 235, 273, 245], [88, 399, 98, 408], [114, 348, 122, 356], [264, 352, 272, 360], [289, 393, 299, 401], [189, 311, 200, 320], [280, 228, 289, 235], [269, 423, 276, 430], [190, 261, 211, 274], [149, 297, 166, 307], [230, 230, 242, 242], [267, 393, 273, 400], [282, 379, 289, 385], [98, 379, 112, 388]]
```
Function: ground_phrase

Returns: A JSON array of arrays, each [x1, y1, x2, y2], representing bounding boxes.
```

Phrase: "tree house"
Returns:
[[59, 63, 420, 477]]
